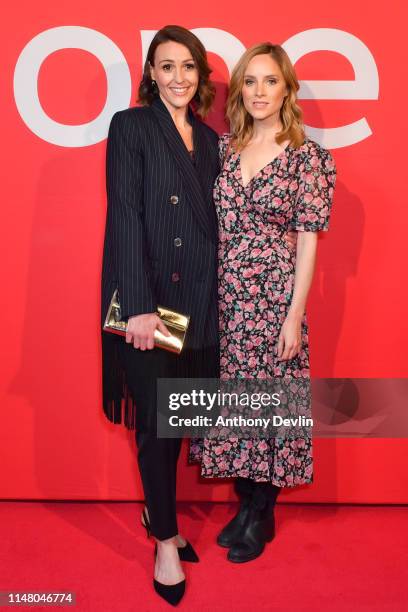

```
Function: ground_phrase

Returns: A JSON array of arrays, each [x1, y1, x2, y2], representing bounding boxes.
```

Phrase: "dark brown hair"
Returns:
[[138, 25, 215, 118]]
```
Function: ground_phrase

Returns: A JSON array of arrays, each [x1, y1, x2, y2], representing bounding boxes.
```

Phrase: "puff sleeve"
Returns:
[[292, 142, 336, 232]]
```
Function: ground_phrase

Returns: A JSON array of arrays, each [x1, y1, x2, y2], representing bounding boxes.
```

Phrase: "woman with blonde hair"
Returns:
[[190, 42, 336, 563]]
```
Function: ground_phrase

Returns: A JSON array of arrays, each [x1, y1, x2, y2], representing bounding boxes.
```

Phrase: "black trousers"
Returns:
[[119, 342, 219, 541]]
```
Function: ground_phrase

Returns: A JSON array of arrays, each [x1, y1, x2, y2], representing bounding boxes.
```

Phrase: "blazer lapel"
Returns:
[[150, 97, 215, 241]]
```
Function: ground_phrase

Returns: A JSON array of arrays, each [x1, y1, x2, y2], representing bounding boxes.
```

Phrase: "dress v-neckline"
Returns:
[[237, 144, 291, 189]]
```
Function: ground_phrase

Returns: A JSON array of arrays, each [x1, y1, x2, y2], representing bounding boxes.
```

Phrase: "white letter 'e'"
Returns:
[[283, 28, 379, 148]]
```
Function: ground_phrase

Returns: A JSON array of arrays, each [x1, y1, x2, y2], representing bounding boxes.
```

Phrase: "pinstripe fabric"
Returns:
[[101, 96, 220, 427]]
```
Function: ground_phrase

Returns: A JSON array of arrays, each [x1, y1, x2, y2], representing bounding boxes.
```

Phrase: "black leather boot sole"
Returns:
[[227, 528, 275, 563]]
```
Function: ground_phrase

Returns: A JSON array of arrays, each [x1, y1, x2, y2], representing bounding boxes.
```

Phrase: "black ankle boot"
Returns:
[[227, 482, 279, 563], [217, 478, 254, 548]]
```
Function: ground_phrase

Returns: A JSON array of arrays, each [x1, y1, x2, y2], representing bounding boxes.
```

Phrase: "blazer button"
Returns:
[[174, 237, 182, 247], [171, 272, 180, 282], [170, 195, 179, 205]]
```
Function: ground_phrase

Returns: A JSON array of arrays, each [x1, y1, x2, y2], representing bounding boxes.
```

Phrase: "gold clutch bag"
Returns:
[[103, 289, 190, 354]]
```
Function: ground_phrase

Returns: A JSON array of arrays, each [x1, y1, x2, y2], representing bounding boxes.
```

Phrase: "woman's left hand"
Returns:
[[277, 314, 302, 361]]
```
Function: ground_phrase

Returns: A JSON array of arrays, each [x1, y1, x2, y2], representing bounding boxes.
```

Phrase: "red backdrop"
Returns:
[[1, 0, 407, 503]]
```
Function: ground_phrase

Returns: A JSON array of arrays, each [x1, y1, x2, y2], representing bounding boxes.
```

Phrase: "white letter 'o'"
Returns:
[[14, 26, 131, 147]]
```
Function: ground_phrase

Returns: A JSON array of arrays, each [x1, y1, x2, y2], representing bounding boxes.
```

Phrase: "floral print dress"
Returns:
[[189, 134, 336, 487]]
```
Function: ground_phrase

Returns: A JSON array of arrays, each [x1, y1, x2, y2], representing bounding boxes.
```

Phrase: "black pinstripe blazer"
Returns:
[[101, 93, 220, 367]]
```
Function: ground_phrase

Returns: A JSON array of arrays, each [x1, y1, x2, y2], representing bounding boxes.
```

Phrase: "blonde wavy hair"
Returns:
[[227, 43, 305, 150]]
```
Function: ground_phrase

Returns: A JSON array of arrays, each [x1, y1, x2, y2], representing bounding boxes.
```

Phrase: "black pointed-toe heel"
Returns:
[[142, 507, 199, 562], [177, 540, 199, 563], [153, 578, 186, 606], [154, 540, 199, 563]]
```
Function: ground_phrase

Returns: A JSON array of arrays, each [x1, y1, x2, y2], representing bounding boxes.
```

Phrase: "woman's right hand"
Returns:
[[126, 313, 171, 350]]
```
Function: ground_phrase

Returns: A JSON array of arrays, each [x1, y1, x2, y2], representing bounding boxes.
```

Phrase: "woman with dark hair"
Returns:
[[101, 25, 220, 605], [190, 43, 336, 563]]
